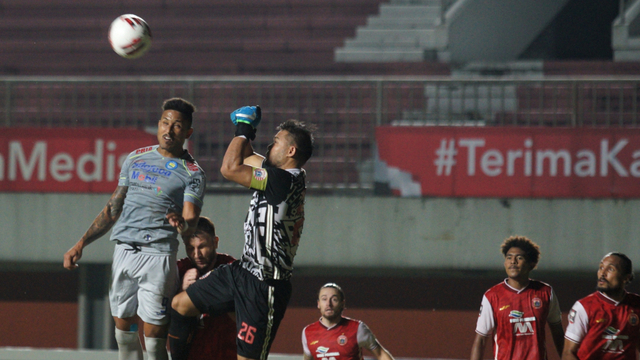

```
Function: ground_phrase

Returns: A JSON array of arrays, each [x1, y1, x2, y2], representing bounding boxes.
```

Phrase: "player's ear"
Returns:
[[287, 145, 297, 157], [212, 236, 219, 249], [186, 127, 194, 139]]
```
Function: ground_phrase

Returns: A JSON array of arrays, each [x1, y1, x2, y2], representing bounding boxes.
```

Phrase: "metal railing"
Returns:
[[1, 76, 639, 192]]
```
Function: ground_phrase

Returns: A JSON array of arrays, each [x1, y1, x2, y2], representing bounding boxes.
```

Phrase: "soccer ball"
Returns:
[[108, 14, 152, 59]]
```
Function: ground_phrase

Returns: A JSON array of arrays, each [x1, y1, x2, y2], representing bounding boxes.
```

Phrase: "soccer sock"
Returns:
[[168, 308, 197, 360], [115, 328, 143, 360], [144, 336, 168, 360]]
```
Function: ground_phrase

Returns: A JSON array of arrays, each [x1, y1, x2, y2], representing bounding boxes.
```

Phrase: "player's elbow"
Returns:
[[220, 164, 235, 180], [220, 162, 243, 182]]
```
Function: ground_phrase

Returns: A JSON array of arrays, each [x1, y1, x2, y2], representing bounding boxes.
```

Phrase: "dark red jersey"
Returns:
[[565, 291, 640, 360], [475, 280, 561, 360], [177, 253, 236, 360], [302, 317, 379, 360]]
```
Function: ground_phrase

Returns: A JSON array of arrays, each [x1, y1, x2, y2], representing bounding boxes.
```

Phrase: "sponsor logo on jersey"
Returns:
[[310, 340, 319, 345], [189, 178, 201, 193], [478, 305, 483, 317], [135, 146, 153, 154], [166, 160, 178, 170], [132, 160, 172, 177], [509, 310, 524, 318], [604, 326, 620, 336], [187, 162, 199, 172], [629, 313, 639, 326], [316, 347, 329, 354], [510, 316, 536, 336], [132, 170, 158, 184], [337, 334, 347, 346], [254, 168, 267, 181], [499, 305, 510, 311], [532, 297, 542, 309], [601, 327, 628, 353], [154, 186, 162, 196], [569, 309, 576, 323]]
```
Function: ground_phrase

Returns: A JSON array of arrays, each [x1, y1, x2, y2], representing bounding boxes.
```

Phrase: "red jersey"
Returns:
[[177, 253, 236, 360], [475, 279, 562, 360], [302, 317, 379, 360], [565, 291, 640, 360]]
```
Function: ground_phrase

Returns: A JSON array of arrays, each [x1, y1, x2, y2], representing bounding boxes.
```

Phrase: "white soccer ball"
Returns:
[[108, 14, 152, 59]]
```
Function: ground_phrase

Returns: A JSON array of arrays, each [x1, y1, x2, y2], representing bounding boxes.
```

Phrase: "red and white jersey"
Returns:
[[475, 279, 562, 360], [565, 291, 640, 360], [177, 253, 236, 360], [302, 317, 379, 360]]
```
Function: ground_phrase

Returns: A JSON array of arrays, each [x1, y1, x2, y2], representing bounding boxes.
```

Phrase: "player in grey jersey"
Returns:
[[168, 106, 315, 360], [63, 98, 205, 360]]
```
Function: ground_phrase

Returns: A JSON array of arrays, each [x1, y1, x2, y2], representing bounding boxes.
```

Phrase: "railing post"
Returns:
[[376, 80, 383, 126], [4, 81, 11, 127], [571, 81, 578, 127]]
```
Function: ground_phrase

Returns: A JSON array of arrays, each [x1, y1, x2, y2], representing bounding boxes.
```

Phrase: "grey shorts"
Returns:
[[109, 242, 178, 325]]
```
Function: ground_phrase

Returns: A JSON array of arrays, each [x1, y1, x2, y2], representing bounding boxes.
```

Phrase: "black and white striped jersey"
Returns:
[[240, 165, 306, 281]]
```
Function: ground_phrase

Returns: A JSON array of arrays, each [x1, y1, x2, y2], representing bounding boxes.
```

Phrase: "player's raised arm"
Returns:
[[221, 105, 262, 187], [63, 185, 128, 270]]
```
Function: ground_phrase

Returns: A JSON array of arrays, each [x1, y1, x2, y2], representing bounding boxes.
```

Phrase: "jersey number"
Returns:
[[238, 322, 257, 344]]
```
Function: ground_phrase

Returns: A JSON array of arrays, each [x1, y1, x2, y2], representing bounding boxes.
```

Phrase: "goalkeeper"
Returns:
[[168, 106, 316, 360]]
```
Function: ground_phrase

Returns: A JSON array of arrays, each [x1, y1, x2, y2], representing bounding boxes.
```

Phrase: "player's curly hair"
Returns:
[[500, 235, 540, 266], [604, 252, 635, 282], [277, 119, 316, 167], [162, 97, 196, 128]]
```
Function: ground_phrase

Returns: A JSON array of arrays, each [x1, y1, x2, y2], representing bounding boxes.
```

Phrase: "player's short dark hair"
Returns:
[[319, 282, 345, 302], [604, 252, 635, 282], [162, 97, 196, 128], [501, 235, 540, 266], [193, 216, 216, 238], [277, 120, 315, 167]]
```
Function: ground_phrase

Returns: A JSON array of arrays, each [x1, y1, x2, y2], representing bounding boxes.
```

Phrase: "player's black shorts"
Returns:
[[186, 260, 292, 360]]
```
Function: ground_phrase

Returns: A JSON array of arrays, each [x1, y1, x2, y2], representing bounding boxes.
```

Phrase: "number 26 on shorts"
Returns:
[[238, 322, 257, 344]]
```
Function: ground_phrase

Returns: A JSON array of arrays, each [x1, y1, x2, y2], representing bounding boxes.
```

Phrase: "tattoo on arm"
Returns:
[[81, 186, 127, 246]]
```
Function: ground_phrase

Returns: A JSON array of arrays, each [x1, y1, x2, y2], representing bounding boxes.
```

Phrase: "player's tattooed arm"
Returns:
[[80, 186, 127, 247], [64, 186, 127, 269]]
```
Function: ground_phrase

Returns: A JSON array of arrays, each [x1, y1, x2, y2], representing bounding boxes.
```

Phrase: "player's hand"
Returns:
[[231, 105, 261, 140], [63, 245, 83, 270], [231, 106, 261, 128], [182, 268, 198, 291], [166, 212, 189, 235]]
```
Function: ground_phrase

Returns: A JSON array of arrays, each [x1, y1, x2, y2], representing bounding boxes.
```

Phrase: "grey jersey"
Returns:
[[241, 164, 306, 281], [110, 145, 206, 253]]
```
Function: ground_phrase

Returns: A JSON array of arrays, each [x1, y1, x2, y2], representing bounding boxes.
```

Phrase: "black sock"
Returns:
[[168, 308, 198, 360]]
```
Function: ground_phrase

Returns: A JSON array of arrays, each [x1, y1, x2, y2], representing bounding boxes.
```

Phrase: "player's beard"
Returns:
[[195, 252, 216, 274], [596, 280, 624, 297]]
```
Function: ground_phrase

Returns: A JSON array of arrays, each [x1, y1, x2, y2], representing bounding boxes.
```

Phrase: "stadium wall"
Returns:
[[1, 193, 638, 270]]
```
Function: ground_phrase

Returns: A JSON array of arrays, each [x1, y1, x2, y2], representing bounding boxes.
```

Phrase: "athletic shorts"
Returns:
[[186, 261, 292, 360], [109, 242, 178, 325]]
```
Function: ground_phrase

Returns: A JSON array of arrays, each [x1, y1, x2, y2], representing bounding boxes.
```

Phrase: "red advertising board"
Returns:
[[0, 128, 157, 193], [375, 126, 640, 198]]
